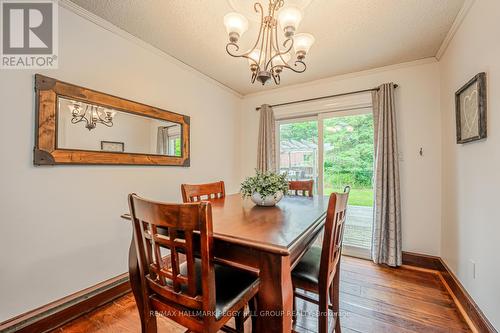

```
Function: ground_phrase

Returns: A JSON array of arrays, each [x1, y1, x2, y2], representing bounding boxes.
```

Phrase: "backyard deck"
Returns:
[[344, 205, 373, 249]]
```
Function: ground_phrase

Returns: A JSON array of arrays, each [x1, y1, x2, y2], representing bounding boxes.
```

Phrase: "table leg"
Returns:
[[129, 230, 157, 332], [256, 252, 293, 333]]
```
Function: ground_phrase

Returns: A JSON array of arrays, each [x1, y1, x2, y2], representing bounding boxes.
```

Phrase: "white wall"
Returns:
[[439, 0, 500, 329], [0, 6, 241, 321], [240, 59, 442, 256], [3, 1, 498, 328]]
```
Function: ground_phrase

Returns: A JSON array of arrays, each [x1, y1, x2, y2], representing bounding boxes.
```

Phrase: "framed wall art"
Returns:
[[100, 141, 125, 152], [455, 72, 487, 144]]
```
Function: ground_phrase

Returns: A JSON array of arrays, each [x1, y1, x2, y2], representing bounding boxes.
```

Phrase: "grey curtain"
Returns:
[[156, 126, 169, 155], [257, 104, 276, 172], [371, 83, 402, 267]]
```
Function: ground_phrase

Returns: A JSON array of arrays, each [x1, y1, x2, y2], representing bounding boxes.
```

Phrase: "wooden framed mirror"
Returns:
[[34, 74, 190, 166]]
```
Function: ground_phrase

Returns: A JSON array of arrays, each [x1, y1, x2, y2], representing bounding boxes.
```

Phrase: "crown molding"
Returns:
[[243, 57, 437, 99], [435, 0, 476, 60], [58, 0, 243, 99]]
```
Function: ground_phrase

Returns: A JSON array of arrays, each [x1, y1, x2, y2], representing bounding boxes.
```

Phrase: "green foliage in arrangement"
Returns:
[[241, 170, 289, 198]]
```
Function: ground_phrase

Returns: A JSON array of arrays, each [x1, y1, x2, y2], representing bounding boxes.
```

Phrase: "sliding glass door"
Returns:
[[277, 109, 374, 259], [321, 110, 374, 258]]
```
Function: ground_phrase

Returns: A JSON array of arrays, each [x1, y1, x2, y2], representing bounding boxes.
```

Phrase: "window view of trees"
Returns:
[[279, 114, 374, 207], [323, 114, 374, 206], [175, 137, 181, 156], [168, 137, 182, 156]]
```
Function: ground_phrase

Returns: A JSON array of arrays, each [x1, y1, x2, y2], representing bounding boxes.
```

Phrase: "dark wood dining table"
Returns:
[[122, 193, 329, 333]]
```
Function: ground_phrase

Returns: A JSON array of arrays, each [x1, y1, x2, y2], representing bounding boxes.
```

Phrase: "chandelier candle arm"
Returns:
[[225, 2, 265, 64], [224, 0, 314, 85]]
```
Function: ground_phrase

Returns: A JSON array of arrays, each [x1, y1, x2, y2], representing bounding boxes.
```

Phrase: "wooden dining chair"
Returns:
[[288, 180, 314, 197], [181, 181, 226, 202], [128, 194, 260, 333], [180, 180, 256, 330], [291, 187, 350, 333]]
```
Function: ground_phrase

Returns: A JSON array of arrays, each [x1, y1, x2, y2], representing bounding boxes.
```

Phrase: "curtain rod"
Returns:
[[255, 84, 398, 111]]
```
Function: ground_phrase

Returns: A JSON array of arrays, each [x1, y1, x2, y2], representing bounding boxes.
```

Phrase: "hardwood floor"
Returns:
[[53, 256, 471, 333]]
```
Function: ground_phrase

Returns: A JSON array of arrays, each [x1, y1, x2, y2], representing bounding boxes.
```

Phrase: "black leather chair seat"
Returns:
[[291, 246, 321, 285], [177, 259, 259, 320]]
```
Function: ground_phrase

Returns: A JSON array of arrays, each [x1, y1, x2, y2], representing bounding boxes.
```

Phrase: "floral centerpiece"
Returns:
[[240, 170, 289, 206]]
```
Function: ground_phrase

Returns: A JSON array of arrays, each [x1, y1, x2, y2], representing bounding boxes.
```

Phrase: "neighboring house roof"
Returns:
[[280, 139, 333, 153]]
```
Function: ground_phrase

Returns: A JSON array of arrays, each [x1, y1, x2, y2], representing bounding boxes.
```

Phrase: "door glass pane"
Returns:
[[323, 113, 374, 251], [278, 120, 318, 193]]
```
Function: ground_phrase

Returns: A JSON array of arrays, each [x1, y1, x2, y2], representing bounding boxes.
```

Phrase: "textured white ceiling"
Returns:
[[68, 0, 465, 95]]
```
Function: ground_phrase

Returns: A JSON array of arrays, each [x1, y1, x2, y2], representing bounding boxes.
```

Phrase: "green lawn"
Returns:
[[324, 187, 373, 207]]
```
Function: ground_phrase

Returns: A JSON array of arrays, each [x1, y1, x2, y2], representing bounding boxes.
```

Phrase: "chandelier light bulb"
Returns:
[[248, 49, 262, 67], [224, 12, 249, 43], [105, 110, 116, 120], [69, 103, 81, 116], [293, 33, 315, 59], [278, 6, 302, 37], [272, 53, 291, 75], [91, 108, 99, 121]]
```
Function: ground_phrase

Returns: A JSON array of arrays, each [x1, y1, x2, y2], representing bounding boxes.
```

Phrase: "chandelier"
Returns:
[[224, 0, 315, 85], [69, 102, 116, 131]]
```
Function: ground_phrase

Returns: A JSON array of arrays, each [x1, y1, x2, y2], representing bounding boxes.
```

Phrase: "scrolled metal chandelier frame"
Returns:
[[224, 0, 315, 85], [70, 102, 115, 131]]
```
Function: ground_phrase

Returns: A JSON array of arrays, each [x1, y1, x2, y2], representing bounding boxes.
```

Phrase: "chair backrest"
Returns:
[[181, 181, 226, 203], [288, 180, 314, 197], [128, 194, 216, 314], [319, 187, 350, 286]]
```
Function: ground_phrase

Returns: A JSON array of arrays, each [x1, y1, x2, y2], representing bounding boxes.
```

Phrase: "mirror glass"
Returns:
[[57, 97, 182, 156]]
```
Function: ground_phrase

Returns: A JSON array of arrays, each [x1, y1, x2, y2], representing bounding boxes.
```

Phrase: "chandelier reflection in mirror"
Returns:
[[69, 102, 116, 131], [224, 0, 315, 85]]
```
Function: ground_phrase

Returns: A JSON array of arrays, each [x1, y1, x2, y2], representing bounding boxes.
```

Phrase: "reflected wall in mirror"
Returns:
[[34, 74, 190, 166], [57, 97, 182, 157]]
